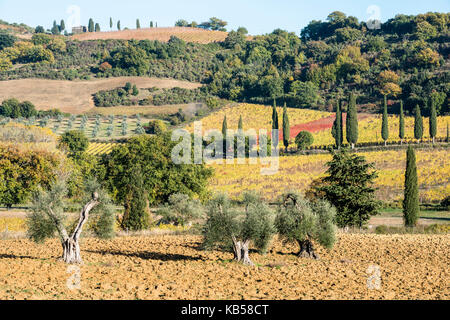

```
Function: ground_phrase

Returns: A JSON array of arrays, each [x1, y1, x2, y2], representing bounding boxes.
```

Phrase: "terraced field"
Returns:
[[0, 234, 447, 300]]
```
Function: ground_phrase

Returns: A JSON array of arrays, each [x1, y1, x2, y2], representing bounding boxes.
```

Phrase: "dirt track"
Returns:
[[0, 234, 448, 300]]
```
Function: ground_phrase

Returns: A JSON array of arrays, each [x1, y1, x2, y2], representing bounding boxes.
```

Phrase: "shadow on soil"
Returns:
[[86, 249, 204, 262], [0, 253, 43, 260]]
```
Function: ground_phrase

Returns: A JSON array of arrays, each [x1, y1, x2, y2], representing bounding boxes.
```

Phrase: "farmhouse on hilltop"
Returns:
[[72, 26, 87, 34]]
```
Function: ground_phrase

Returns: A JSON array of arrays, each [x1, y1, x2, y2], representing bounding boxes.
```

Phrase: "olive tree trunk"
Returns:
[[232, 237, 254, 266], [297, 239, 319, 260], [60, 194, 99, 264]]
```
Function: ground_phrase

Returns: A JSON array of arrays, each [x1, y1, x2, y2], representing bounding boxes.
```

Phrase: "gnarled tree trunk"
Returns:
[[62, 238, 81, 264], [60, 193, 99, 264], [297, 239, 319, 260], [232, 237, 254, 266]]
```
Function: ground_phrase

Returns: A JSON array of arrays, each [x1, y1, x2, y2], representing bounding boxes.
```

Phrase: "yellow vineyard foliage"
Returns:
[[309, 114, 450, 146], [86, 143, 120, 156], [185, 103, 332, 133], [209, 148, 450, 203]]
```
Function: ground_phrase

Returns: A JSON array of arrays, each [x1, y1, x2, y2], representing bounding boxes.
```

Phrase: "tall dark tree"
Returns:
[[88, 18, 95, 32], [282, 103, 290, 152], [429, 99, 437, 144], [60, 20, 65, 32], [136, 19, 141, 29], [110, 17, 113, 30], [312, 149, 380, 228], [346, 93, 358, 149], [272, 100, 279, 130], [414, 105, 423, 143], [121, 166, 150, 231], [447, 122, 449, 143], [403, 146, 419, 227], [150, 21, 154, 28], [399, 101, 405, 145], [332, 101, 343, 149], [272, 100, 279, 148], [222, 115, 228, 158], [51, 21, 60, 35], [95, 23, 101, 32], [117, 21, 121, 31], [381, 95, 389, 146]]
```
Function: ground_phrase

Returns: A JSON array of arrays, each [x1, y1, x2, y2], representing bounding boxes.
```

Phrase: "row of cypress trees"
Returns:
[[332, 93, 358, 149], [381, 98, 438, 145], [333, 94, 443, 149], [272, 100, 290, 152]]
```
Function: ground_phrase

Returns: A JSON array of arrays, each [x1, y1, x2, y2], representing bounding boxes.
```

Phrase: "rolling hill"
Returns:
[[0, 77, 202, 114], [71, 27, 229, 44]]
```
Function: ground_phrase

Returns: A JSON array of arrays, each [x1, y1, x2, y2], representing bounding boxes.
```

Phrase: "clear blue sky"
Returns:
[[0, 0, 449, 35]]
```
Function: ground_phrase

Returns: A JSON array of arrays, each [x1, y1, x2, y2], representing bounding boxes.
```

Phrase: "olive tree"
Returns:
[[157, 193, 205, 227], [202, 192, 275, 266], [26, 178, 115, 264], [275, 192, 336, 259]]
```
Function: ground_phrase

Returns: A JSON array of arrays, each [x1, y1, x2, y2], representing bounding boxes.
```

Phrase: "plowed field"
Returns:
[[0, 234, 448, 300]]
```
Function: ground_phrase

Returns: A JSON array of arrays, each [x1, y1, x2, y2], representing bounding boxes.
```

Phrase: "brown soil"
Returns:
[[0, 77, 202, 114], [0, 234, 448, 300]]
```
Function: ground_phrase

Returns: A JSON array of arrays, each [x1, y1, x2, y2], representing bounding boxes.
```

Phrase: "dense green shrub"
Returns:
[[295, 131, 314, 150]]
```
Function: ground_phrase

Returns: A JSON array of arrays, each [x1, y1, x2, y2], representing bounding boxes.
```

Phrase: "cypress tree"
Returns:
[[332, 101, 343, 149], [136, 19, 141, 29], [414, 105, 423, 143], [272, 100, 279, 130], [88, 18, 94, 32], [339, 100, 344, 146], [95, 23, 100, 32], [121, 166, 150, 231], [150, 21, 154, 28], [238, 115, 243, 131], [110, 18, 113, 30], [403, 146, 419, 227], [447, 122, 449, 143], [60, 20, 65, 32], [399, 101, 405, 145], [381, 95, 389, 146], [346, 93, 358, 149], [51, 21, 60, 35], [117, 21, 121, 31], [222, 116, 228, 158], [272, 100, 279, 148], [429, 99, 437, 144], [282, 103, 290, 152]]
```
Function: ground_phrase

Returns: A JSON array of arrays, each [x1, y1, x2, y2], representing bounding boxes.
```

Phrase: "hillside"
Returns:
[[71, 27, 229, 44], [1, 12, 448, 117], [0, 77, 201, 114]]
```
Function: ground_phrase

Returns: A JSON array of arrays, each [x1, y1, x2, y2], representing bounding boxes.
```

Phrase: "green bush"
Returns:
[[157, 193, 204, 226], [295, 131, 314, 150]]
